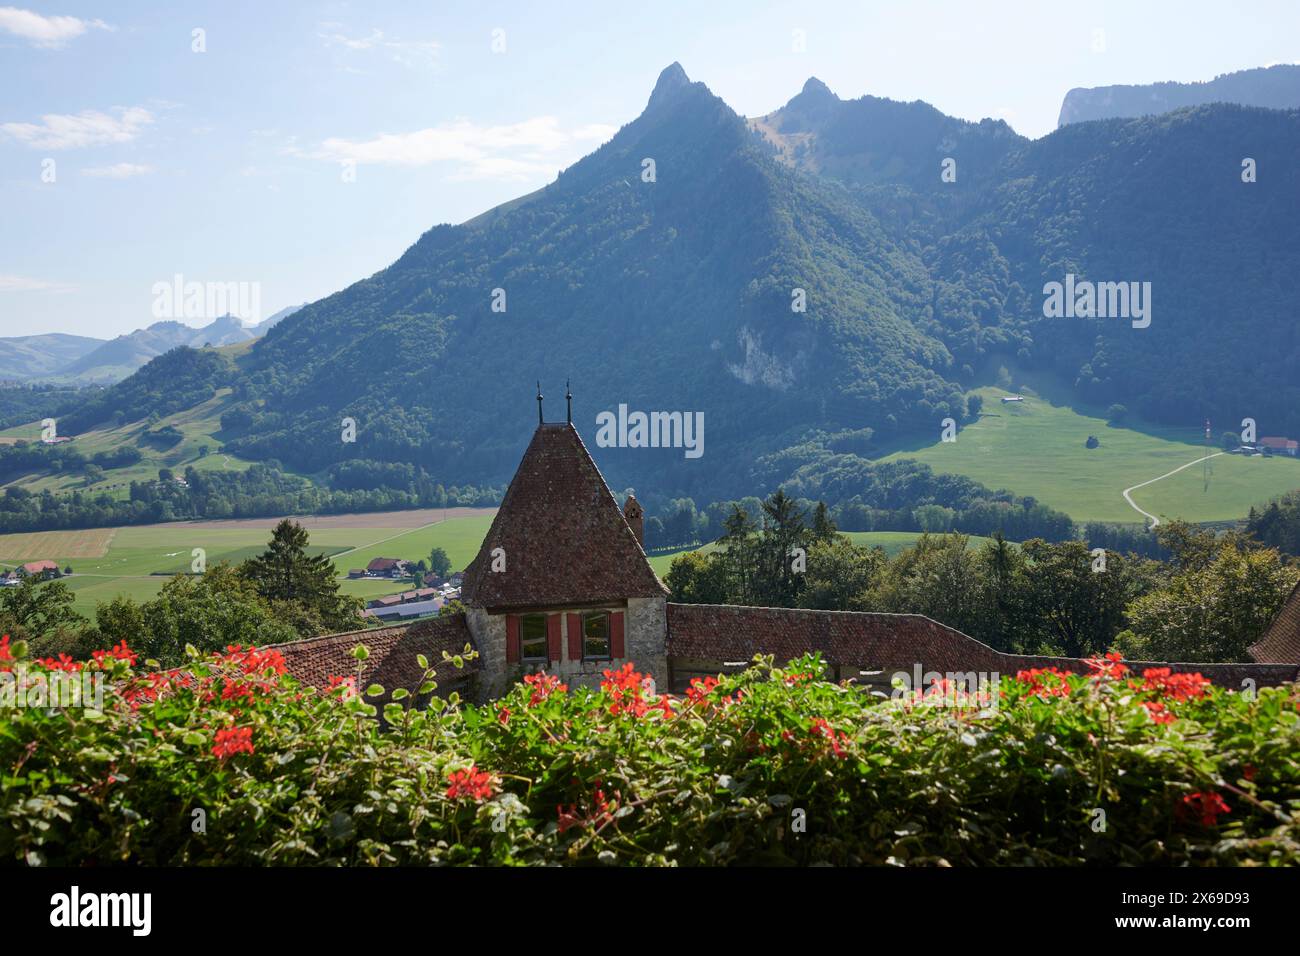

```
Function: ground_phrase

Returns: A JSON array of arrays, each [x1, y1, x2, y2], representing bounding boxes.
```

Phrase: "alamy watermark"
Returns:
[[1, 667, 105, 710], [595, 405, 704, 459], [1042, 274, 1150, 328], [151, 273, 261, 323], [890, 663, 1000, 711]]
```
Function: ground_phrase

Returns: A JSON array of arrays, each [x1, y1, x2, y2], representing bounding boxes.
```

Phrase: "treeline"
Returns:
[[666, 492, 1298, 663], [641, 457, 1098, 553], [0, 462, 501, 534], [0, 440, 142, 485], [1247, 490, 1300, 557], [0, 383, 96, 430]]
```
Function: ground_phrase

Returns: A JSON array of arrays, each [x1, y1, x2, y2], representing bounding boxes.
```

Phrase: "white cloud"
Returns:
[[297, 117, 617, 182], [0, 6, 112, 48], [318, 26, 439, 70], [0, 106, 153, 149], [81, 162, 153, 178], [0, 274, 73, 293]]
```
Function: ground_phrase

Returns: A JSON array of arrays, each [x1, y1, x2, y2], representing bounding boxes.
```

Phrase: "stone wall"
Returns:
[[466, 597, 669, 701]]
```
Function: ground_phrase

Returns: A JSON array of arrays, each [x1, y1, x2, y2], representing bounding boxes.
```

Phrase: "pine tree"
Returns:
[[240, 519, 361, 634]]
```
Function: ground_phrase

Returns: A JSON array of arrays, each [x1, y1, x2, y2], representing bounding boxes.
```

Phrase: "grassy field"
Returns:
[[877, 386, 1300, 525], [0, 389, 257, 500], [0, 509, 496, 619]]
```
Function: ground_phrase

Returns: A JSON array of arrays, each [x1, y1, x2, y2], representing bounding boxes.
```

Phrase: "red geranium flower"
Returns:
[[1179, 791, 1230, 826], [212, 726, 255, 760], [446, 766, 496, 802]]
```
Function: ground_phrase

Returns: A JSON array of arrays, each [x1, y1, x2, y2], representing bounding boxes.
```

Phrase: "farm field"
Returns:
[[0, 508, 496, 619], [878, 386, 1300, 524]]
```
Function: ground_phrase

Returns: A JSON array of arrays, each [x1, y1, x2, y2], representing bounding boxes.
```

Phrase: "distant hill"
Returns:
[[0, 305, 305, 386], [0, 332, 103, 380], [1058, 64, 1300, 126]]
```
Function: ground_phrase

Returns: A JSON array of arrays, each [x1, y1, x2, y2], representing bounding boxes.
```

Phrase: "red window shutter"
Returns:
[[610, 611, 625, 659], [547, 613, 562, 662], [567, 613, 582, 660], [506, 614, 520, 663]]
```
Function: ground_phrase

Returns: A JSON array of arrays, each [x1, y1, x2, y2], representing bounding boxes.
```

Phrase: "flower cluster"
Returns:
[[220, 645, 287, 676], [1179, 791, 1231, 827], [557, 783, 618, 834], [1014, 666, 1075, 699], [446, 766, 496, 802], [601, 663, 668, 718], [522, 671, 567, 706], [1138, 667, 1210, 702], [212, 726, 255, 760], [325, 675, 357, 699], [1085, 651, 1129, 680], [809, 717, 850, 758]]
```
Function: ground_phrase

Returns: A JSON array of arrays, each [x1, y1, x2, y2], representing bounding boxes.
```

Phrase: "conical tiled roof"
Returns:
[[460, 423, 668, 611]]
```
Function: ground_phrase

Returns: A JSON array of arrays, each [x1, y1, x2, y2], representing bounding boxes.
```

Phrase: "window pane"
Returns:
[[521, 614, 548, 660], [583, 612, 609, 660]]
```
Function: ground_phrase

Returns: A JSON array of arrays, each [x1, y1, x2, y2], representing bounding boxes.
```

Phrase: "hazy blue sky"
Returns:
[[2, 0, 1296, 339]]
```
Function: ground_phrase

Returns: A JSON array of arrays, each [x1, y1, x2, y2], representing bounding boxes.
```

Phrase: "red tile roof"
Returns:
[[666, 603, 1298, 688], [460, 423, 668, 611], [21, 560, 59, 573], [367, 558, 404, 572], [271, 614, 477, 701], [1251, 579, 1300, 664]]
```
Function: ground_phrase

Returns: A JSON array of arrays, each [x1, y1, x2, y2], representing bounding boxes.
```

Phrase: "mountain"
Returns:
[[0, 332, 103, 380], [53, 64, 1300, 512], [1058, 64, 1300, 126], [48, 315, 257, 384], [250, 303, 305, 335], [750, 77, 1023, 192], [1, 309, 301, 386]]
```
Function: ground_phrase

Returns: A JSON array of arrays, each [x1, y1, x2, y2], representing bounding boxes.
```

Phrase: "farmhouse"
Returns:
[[365, 557, 410, 578], [1259, 436, 1299, 457], [276, 405, 1300, 702], [17, 559, 59, 579]]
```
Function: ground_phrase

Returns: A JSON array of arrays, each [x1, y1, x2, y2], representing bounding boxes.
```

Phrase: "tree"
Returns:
[[95, 564, 299, 667], [665, 550, 731, 605], [428, 547, 452, 578], [0, 577, 85, 642], [1106, 404, 1128, 425], [1118, 543, 1299, 662], [1013, 539, 1144, 658], [239, 519, 363, 635], [796, 537, 884, 611]]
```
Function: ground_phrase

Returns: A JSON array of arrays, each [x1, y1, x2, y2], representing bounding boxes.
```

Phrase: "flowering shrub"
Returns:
[[1, 638, 1298, 866]]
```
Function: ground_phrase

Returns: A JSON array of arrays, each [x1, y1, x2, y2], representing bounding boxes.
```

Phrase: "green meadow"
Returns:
[[878, 386, 1300, 525], [0, 512, 496, 619]]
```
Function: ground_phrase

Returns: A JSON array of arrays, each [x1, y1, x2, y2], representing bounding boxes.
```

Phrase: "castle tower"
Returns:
[[459, 419, 669, 699]]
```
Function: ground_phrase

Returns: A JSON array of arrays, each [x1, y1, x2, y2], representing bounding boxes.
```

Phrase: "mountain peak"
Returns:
[[646, 62, 691, 110], [801, 76, 834, 97]]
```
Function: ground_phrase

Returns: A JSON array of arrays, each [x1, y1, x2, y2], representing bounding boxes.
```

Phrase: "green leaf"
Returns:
[[416, 654, 429, 670], [352, 644, 370, 661], [391, 688, 409, 701], [182, 732, 206, 746], [365, 684, 385, 697]]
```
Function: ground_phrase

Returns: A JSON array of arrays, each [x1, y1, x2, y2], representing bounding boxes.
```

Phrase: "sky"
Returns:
[[1, 0, 1296, 340]]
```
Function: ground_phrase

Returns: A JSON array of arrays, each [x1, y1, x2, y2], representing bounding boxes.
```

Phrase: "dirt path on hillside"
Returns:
[[1122, 452, 1224, 528]]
